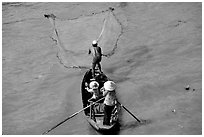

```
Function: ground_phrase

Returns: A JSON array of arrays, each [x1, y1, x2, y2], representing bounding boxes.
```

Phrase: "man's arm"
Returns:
[[102, 90, 108, 96], [99, 47, 107, 57], [85, 87, 93, 93], [102, 54, 108, 57], [88, 48, 91, 55]]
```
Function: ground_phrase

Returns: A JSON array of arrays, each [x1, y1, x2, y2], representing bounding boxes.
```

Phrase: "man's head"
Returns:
[[92, 40, 98, 47]]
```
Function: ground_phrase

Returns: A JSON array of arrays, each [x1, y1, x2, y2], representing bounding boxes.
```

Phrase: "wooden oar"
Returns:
[[42, 97, 105, 135], [118, 102, 141, 123]]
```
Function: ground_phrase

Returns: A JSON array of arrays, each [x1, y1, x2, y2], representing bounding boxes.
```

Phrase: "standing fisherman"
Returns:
[[88, 40, 103, 78]]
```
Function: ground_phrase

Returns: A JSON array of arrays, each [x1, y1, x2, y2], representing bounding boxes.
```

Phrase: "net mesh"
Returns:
[[46, 10, 121, 68]]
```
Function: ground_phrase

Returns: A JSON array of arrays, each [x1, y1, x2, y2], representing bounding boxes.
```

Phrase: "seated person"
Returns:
[[85, 81, 100, 102]]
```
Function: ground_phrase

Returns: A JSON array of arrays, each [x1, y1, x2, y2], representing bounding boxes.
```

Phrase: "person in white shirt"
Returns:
[[85, 81, 100, 102], [101, 81, 117, 125]]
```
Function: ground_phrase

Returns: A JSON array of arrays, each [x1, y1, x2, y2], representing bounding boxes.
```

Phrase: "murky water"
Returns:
[[2, 2, 202, 135]]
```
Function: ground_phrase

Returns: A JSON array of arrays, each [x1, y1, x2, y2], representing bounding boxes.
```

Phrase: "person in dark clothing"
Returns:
[[88, 40, 102, 78]]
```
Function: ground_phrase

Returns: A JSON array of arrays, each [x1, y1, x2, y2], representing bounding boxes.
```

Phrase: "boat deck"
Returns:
[[81, 69, 120, 131], [86, 116, 115, 130]]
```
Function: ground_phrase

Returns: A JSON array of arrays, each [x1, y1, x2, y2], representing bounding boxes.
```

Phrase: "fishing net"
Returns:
[[45, 8, 121, 69]]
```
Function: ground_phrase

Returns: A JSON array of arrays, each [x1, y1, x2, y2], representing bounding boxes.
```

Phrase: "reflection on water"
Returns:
[[87, 122, 121, 135], [100, 122, 121, 135], [86, 119, 151, 135], [120, 119, 152, 131]]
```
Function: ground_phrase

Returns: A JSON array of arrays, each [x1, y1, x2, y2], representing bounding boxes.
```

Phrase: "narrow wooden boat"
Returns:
[[81, 69, 121, 131]]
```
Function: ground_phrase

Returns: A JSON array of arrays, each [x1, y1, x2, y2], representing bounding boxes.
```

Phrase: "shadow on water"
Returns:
[[86, 105, 151, 135], [120, 119, 152, 131], [88, 119, 152, 135], [100, 122, 121, 135], [87, 122, 120, 135]]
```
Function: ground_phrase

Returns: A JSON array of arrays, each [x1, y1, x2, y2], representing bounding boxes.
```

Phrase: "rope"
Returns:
[[96, 10, 110, 43], [45, 14, 82, 69], [44, 7, 114, 66]]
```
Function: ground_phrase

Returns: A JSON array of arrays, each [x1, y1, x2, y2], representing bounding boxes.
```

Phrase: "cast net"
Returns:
[[45, 8, 121, 69]]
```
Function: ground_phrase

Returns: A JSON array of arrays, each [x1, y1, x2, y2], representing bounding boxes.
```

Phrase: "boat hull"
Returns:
[[86, 116, 116, 131], [81, 69, 120, 132]]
